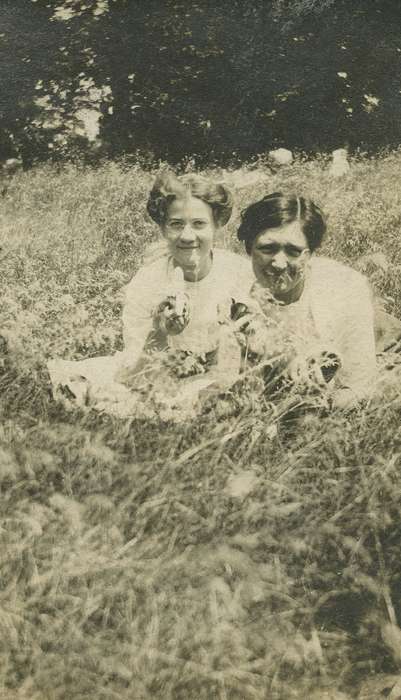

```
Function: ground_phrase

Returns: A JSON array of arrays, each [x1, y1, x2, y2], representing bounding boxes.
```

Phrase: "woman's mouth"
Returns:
[[266, 269, 288, 280], [262, 269, 294, 289]]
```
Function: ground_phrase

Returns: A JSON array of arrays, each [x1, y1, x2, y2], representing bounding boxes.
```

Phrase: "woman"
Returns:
[[48, 171, 253, 418], [234, 192, 377, 410]]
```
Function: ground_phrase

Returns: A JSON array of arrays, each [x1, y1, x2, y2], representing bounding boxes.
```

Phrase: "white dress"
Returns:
[[48, 248, 254, 418], [242, 257, 377, 402]]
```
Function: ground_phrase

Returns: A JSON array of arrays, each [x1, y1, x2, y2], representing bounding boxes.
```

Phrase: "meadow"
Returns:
[[2, 152, 401, 699]]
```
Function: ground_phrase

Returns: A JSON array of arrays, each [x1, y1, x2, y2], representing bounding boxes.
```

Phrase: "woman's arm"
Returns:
[[119, 265, 158, 371], [332, 275, 377, 406]]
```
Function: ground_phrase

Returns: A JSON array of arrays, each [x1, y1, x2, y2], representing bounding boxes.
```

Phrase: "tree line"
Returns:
[[1, 0, 400, 167]]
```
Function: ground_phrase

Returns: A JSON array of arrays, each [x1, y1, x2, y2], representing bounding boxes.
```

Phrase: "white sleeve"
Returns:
[[120, 264, 159, 369], [335, 276, 377, 400]]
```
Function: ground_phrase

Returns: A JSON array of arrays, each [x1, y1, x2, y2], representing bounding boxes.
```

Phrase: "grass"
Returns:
[[2, 153, 401, 698]]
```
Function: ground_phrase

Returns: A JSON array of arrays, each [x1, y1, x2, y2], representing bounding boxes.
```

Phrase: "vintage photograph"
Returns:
[[1, 1, 401, 698]]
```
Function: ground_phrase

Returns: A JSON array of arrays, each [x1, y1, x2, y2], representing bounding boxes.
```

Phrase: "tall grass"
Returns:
[[2, 153, 401, 699]]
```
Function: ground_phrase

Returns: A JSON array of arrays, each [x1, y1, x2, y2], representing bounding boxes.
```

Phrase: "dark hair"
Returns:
[[237, 192, 326, 255], [147, 171, 233, 227]]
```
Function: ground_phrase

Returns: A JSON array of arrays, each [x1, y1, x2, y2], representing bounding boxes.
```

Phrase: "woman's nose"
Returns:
[[271, 251, 288, 270], [179, 224, 196, 241]]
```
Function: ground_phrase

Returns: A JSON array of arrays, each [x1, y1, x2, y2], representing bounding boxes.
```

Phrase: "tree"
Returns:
[[1, 0, 401, 166]]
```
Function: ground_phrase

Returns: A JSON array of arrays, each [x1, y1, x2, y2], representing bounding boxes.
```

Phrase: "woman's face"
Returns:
[[251, 221, 310, 300], [162, 195, 216, 281]]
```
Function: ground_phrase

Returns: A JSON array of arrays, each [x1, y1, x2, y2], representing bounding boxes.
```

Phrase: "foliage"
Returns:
[[2, 153, 401, 698], [1, 1, 401, 165]]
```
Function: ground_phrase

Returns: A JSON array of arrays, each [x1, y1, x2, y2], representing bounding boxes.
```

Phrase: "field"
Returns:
[[2, 152, 401, 699]]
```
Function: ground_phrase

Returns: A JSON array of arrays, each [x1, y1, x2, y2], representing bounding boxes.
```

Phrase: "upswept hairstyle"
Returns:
[[147, 171, 233, 228], [237, 192, 326, 255]]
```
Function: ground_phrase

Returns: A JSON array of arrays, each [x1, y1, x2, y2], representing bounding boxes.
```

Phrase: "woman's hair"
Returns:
[[147, 171, 233, 227], [237, 192, 326, 255]]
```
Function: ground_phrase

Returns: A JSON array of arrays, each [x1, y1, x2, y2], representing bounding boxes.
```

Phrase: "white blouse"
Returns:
[[122, 247, 254, 367], [247, 257, 377, 400]]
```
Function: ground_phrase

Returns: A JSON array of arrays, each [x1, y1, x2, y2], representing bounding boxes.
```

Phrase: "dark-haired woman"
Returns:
[[235, 192, 377, 409], [48, 171, 253, 417]]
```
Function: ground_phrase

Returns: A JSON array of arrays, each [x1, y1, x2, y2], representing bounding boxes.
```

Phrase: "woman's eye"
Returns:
[[169, 221, 184, 230], [286, 247, 302, 258], [192, 220, 206, 229], [260, 246, 277, 255]]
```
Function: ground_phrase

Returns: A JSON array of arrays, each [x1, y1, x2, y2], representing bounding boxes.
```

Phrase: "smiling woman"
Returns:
[[238, 193, 325, 296], [251, 223, 310, 304], [162, 196, 215, 282], [48, 170, 254, 419], [235, 192, 377, 410]]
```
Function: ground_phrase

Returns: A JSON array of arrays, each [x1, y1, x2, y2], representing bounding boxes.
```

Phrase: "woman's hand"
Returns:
[[287, 350, 342, 394], [287, 355, 324, 389], [232, 311, 288, 362], [154, 293, 190, 335], [233, 314, 270, 357]]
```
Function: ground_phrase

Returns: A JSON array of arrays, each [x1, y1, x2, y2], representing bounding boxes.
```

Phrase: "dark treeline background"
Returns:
[[1, 0, 401, 167]]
